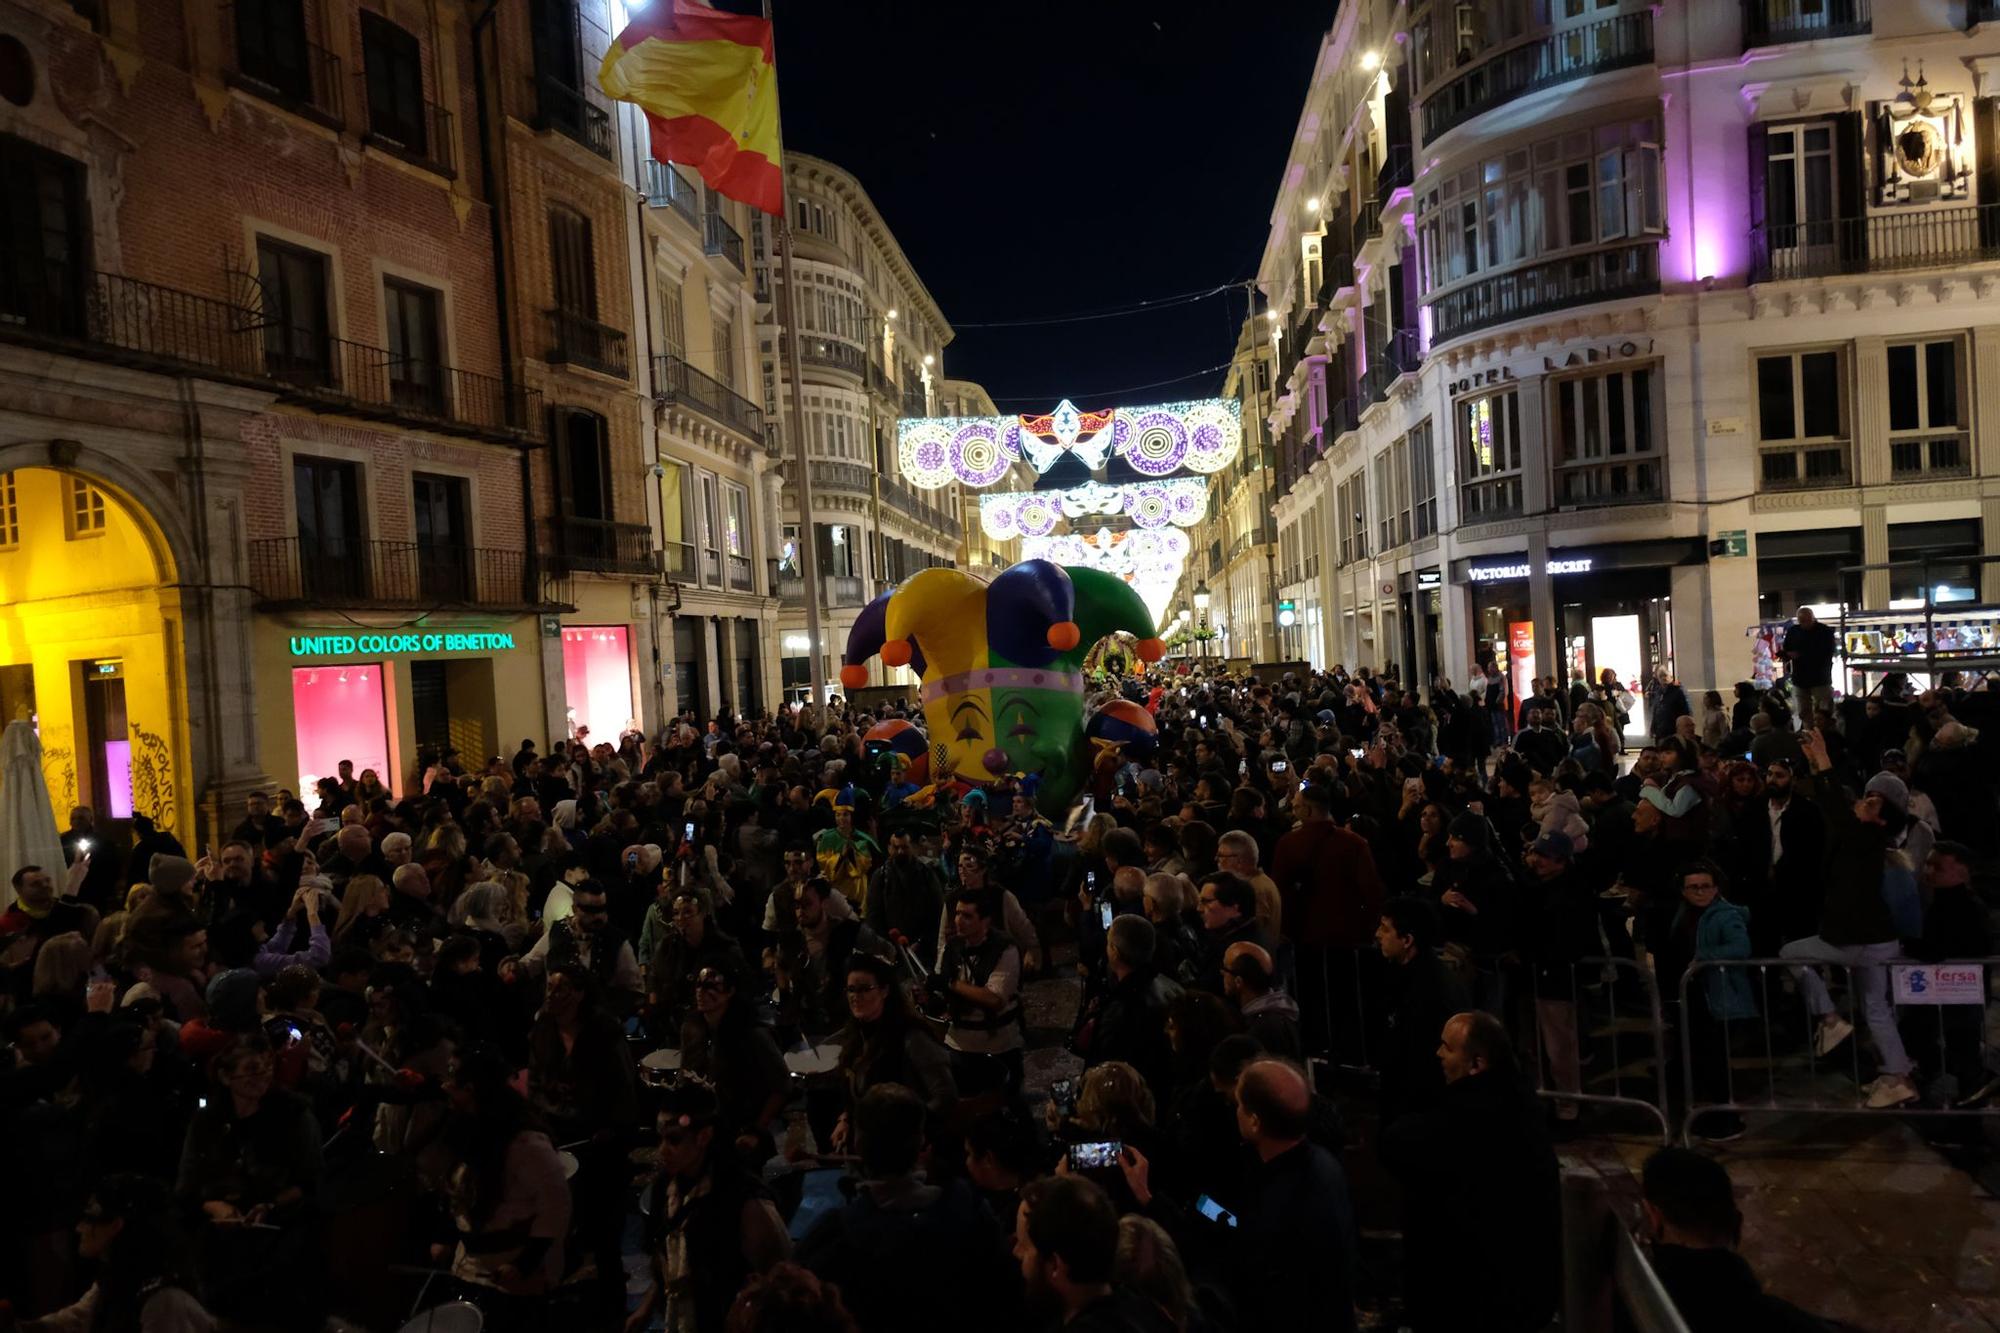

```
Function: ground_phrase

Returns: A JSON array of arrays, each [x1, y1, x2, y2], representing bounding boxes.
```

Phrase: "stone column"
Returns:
[[1852, 335, 1890, 488]]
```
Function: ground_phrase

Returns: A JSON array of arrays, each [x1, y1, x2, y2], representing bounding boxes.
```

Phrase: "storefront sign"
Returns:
[[1466, 557, 1595, 583], [1417, 568, 1442, 590], [288, 631, 517, 657], [1449, 367, 1516, 395], [1892, 964, 1984, 1005], [1542, 338, 1653, 372]]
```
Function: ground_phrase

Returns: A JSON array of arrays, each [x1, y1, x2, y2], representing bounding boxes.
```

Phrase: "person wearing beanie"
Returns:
[[1778, 729, 1918, 1109]]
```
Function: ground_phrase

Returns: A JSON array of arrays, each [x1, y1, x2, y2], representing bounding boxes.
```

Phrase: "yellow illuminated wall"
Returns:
[[0, 468, 190, 836]]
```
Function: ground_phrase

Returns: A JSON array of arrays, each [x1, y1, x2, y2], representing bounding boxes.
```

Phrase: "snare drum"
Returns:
[[638, 1048, 683, 1087], [395, 1300, 483, 1333], [556, 1150, 579, 1180], [784, 1042, 841, 1080]]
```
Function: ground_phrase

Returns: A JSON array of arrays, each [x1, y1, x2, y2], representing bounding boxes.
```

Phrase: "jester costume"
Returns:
[[813, 787, 880, 912], [839, 559, 1164, 818]]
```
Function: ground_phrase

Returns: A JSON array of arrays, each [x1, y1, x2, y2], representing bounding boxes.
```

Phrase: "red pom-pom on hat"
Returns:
[[1047, 621, 1082, 651], [1135, 637, 1166, 663]]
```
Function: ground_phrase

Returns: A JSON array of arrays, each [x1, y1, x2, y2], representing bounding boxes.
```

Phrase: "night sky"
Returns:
[[753, 1, 1332, 411]]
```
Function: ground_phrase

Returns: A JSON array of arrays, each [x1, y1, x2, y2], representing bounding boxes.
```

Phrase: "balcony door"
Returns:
[[294, 454, 363, 600], [1758, 118, 1861, 278], [235, 0, 311, 103], [0, 135, 88, 338], [385, 278, 444, 412], [258, 237, 332, 386], [413, 473, 470, 601]]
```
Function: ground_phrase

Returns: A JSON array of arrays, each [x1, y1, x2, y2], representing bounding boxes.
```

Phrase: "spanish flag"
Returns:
[[598, 1, 783, 216]]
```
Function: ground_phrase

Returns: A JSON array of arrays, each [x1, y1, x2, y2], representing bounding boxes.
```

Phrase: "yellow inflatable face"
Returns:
[[923, 684, 1000, 783]]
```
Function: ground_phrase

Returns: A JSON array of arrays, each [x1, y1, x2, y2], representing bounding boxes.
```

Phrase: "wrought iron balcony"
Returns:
[[0, 266, 537, 442], [534, 75, 612, 160], [868, 358, 899, 398], [1360, 328, 1422, 404], [222, 3, 343, 129], [1420, 11, 1653, 143], [1375, 144, 1414, 204], [1744, 0, 1870, 47], [1750, 205, 2000, 282], [1351, 199, 1383, 253], [901, 386, 929, 418], [545, 308, 629, 378], [703, 212, 746, 271], [1426, 241, 1660, 343], [652, 353, 763, 442], [1316, 250, 1356, 307], [361, 89, 455, 178], [543, 516, 655, 576], [644, 160, 700, 228], [247, 537, 548, 609]]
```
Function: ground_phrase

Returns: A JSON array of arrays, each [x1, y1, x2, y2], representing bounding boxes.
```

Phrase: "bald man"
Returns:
[[1379, 1014, 1559, 1333], [1228, 1058, 1357, 1331], [1222, 941, 1301, 1060]]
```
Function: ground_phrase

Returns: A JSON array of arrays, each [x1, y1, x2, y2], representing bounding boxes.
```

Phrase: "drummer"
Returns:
[[827, 953, 958, 1154], [677, 964, 789, 1161], [769, 876, 888, 1041], [439, 1045, 572, 1328]]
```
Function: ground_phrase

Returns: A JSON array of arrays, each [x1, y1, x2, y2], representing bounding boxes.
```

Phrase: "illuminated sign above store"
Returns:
[[288, 631, 517, 657], [1466, 557, 1594, 583]]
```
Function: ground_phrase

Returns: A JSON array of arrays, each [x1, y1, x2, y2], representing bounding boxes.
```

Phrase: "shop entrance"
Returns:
[[1556, 574, 1674, 739], [0, 467, 188, 835], [410, 662, 451, 757]]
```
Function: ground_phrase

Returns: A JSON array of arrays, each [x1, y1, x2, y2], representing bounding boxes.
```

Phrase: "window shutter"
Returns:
[[1834, 112, 1866, 272], [1977, 100, 2000, 252]]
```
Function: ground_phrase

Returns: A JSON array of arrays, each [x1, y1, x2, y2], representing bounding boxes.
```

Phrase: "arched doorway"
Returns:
[[0, 466, 190, 840]]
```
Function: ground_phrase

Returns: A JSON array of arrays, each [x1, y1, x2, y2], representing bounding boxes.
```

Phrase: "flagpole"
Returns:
[[762, 0, 828, 710]]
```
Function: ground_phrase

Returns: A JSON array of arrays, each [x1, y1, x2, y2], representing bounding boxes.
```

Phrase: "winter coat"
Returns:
[[1670, 897, 1757, 1022]]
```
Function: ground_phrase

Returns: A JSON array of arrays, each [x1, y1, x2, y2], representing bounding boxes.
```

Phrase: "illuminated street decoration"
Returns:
[[1021, 527, 1189, 622], [898, 397, 1241, 490], [978, 478, 1209, 539]]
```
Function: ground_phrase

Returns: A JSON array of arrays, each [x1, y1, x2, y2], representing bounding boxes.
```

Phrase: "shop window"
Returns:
[[1756, 348, 1849, 489], [291, 664, 389, 800], [0, 472, 18, 549], [1552, 363, 1661, 505], [360, 13, 425, 155], [562, 626, 632, 743], [1410, 418, 1439, 538], [1889, 520, 1981, 604], [384, 278, 444, 412], [257, 236, 332, 386], [1885, 338, 1969, 480], [1457, 390, 1523, 521]]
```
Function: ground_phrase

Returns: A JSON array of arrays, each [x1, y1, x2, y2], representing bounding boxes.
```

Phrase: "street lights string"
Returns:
[[985, 359, 1236, 406], [948, 280, 1253, 329]]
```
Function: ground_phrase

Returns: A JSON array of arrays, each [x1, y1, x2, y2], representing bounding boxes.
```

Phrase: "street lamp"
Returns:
[[1194, 582, 1211, 659]]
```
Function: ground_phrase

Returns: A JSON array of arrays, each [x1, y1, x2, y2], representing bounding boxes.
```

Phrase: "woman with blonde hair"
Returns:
[[333, 873, 391, 948], [32, 931, 94, 1025]]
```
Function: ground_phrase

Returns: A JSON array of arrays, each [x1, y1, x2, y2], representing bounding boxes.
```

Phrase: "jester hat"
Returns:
[[840, 560, 1164, 814]]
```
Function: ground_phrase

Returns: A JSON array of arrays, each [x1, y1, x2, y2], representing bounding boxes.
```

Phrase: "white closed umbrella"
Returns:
[[0, 720, 67, 913]]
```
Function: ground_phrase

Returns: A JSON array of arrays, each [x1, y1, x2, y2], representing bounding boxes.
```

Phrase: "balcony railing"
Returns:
[[703, 212, 746, 271], [664, 540, 696, 580], [223, 3, 343, 129], [1375, 144, 1414, 204], [644, 160, 700, 228], [653, 353, 763, 441], [1421, 11, 1654, 143], [868, 359, 899, 398], [801, 338, 865, 377], [1889, 432, 1973, 481], [545, 308, 629, 378], [1744, 0, 1870, 46], [1360, 328, 1422, 403], [361, 89, 455, 178], [1352, 199, 1383, 252], [534, 75, 612, 160], [727, 554, 753, 591], [544, 516, 654, 575], [1317, 250, 1356, 307], [1750, 204, 2000, 282], [247, 537, 546, 608], [0, 266, 537, 441], [1759, 442, 1852, 492], [776, 573, 871, 608], [1426, 241, 1660, 343], [902, 386, 929, 418]]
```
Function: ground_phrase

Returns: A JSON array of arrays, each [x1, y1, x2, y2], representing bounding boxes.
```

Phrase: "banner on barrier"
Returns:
[[1891, 964, 1985, 1005]]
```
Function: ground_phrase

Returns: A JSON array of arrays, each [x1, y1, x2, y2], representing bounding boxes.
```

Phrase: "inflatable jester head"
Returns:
[[839, 560, 1164, 815]]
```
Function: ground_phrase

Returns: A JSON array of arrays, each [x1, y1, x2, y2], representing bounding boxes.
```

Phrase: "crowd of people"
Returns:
[[0, 611, 1993, 1332]]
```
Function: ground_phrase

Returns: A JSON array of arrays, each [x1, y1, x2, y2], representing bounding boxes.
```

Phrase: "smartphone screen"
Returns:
[[683, 821, 696, 842], [1271, 760, 1288, 773], [1195, 1193, 1238, 1227], [1349, 748, 1365, 759], [1098, 901, 1113, 930], [1086, 870, 1098, 894], [1066, 1139, 1122, 1171]]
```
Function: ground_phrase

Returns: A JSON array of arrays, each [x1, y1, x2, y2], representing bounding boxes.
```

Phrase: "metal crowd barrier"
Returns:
[[1524, 955, 1674, 1143], [1677, 955, 1999, 1143]]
